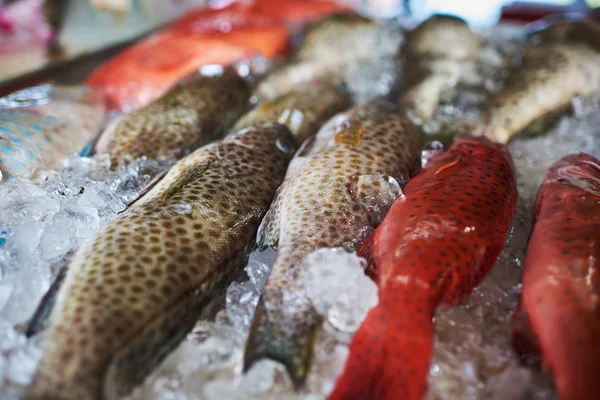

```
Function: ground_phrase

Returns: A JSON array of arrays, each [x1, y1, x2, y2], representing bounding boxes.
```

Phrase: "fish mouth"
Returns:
[[546, 153, 600, 196]]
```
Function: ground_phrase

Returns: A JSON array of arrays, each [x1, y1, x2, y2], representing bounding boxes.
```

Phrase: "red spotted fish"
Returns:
[[399, 15, 481, 124], [480, 22, 600, 144], [512, 153, 600, 400], [0, 84, 105, 182], [94, 68, 250, 168], [26, 123, 296, 400], [243, 99, 421, 388], [330, 136, 517, 400]]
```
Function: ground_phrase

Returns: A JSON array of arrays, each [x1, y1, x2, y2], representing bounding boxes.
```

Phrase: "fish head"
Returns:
[[543, 153, 600, 196], [227, 123, 296, 157]]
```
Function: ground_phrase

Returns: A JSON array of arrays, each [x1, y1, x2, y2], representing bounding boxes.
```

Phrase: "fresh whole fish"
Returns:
[[330, 136, 518, 400], [244, 99, 422, 387], [479, 24, 600, 144], [254, 12, 379, 101], [94, 68, 250, 167], [0, 84, 105, 182], [512, 153, 600, 400], [26, 123, 296, 400], [86, 3, 289, 112], [86, 0, 347, 112], [399, 14, 481, 124], [233, 79, 352, 144], [525, 18, 600, 52]]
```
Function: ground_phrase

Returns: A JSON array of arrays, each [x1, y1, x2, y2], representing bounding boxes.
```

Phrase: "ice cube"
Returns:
[[302, 248, 378, 333]]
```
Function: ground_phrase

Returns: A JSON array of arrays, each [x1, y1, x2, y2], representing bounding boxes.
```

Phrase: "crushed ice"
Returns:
[[0, 154, 164, 398]]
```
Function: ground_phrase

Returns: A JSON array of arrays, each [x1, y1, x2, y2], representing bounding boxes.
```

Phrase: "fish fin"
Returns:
[[159, 160, 212, 203], [511, 298, 542, 368], [243, 290, 320, 389], [256, 189, 282, 250], [25, 254, 72, 337], [125, 168, 170, 209], [349, 174, 404, 227], [357, 233, 377, 281], [329, 297, 435, 400]]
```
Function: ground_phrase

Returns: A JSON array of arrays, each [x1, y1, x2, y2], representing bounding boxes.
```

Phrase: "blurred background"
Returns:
[[0, 0, 598, 91]]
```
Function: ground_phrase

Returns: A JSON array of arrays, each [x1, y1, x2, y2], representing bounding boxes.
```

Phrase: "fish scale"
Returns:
[[26, 124, 296, 400], [330, 136, 517, 400], [94, 69, 251, 167], [512, 153, 600, 400], [243, 99, 421, 388], [0, 85, 105, 181]]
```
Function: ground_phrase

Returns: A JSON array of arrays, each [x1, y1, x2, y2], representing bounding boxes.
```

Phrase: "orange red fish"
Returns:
[[86, 0, 349, 112], [330, 136, 518, 400], [512, 153, 600, 400]]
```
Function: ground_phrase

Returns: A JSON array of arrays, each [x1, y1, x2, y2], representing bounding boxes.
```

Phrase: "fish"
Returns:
[[94, 68, 250, 168], [243, 99, 422, 388], [86, 3, 289, 112], [329, 136, 518, 400], [399, 14, 481, 124], [86, 0, 348, 112], [525, 17, 600, 52], [0, 84, 106, 182], [511, 153, 600, 400], [254, 12, 379, 101], [479, 24, 600, 144], [26, 123, 296, 400], [233, 79, 352, 144]]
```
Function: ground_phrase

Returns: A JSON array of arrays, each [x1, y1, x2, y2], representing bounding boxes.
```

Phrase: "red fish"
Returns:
[[512, 153, 600, 400], [86, 1, 348, 112], [329, 136, 518, 400], [86, 5, 289, 112]]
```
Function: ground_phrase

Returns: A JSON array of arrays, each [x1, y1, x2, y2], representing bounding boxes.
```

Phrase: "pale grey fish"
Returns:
[[26, 123, 296, 400], [243, 99, 422, 388], [399, 14, 481, 124], [254, 12, 378, 101]]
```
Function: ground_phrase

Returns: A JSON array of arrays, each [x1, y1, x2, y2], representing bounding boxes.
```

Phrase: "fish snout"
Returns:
[[545, 153, 600, 194]]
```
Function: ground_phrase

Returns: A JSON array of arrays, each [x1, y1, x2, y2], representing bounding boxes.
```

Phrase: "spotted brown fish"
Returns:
[[243, 99, 421, 387], [480, 22, 600, 144], [95, 69, 251, 167], [234, 79, 351, 144], [26, 124, 296, 400]]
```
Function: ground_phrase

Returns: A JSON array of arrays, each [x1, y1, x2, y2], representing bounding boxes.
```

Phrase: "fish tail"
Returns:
[[329, 293, 435, 400], [243, 291, 320, 389]]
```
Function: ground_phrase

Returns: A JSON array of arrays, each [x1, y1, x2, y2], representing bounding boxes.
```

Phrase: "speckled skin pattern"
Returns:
[[243, 99, 421, 387], [0, 85, 105, 181], [234, 80, 351, 144], [512, 154, 600, 400], [255, 13, 377, 101], [527, 20, 600, 53], [26, 124, 296, 400], [400, 15, 481, 123], [95, 70, 251, 167], [480, 38, 600, 144], [330, 136, 518, 400]]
